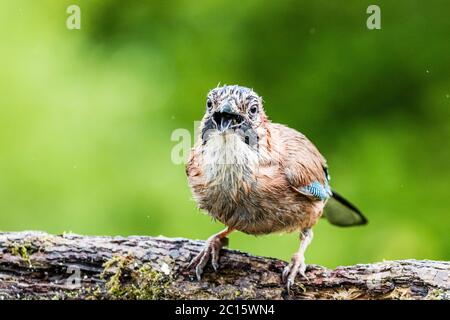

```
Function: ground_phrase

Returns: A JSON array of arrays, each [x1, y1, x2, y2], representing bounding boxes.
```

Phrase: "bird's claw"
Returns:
[[282, 255, 309, 293], [188, 235, 228, 281]]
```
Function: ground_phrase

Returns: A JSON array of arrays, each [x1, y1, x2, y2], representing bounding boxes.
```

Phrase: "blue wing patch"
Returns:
[[300, 181, 331, 200], [292, 166, 332, 200]]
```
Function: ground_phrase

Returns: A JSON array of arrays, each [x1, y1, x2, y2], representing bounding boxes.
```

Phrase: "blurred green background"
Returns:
[[0, 1, 448, 267]]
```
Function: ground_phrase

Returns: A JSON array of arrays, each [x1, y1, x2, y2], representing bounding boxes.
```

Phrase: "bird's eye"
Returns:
[[206, 99, 213, 112], [248, 105, 259, 117]]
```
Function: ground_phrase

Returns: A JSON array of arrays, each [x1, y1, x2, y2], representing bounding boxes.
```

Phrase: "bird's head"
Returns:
[[200, 85, 268, 147]]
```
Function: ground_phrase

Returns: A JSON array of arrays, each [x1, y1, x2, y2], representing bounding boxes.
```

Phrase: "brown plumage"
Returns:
[[186, 85, 367, 292]]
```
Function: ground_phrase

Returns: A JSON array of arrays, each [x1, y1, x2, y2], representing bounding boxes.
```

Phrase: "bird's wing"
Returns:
[[274, 124, 367, 227], [273, 124, 330, 195]]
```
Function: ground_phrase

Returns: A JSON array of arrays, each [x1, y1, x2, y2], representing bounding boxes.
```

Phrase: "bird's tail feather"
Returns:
[[323, 190, 368, 227]]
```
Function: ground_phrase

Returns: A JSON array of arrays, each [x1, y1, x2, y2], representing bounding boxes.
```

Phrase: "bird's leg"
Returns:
[[282, 228, 313, 293], [188, 227, 234, 281]]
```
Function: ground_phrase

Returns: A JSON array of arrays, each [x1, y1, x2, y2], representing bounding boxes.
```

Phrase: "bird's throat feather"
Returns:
[[202, 132, 258, 194]]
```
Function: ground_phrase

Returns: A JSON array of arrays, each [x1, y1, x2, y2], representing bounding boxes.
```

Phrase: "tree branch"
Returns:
[[0, 231, 448, 300]]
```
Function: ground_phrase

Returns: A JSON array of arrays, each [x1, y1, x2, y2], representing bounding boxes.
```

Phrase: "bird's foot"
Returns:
[[282, 253, 309, 294], [188, 234, 229, 281]]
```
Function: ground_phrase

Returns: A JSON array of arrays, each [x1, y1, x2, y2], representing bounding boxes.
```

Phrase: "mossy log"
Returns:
[[0, 231, 448, 300]]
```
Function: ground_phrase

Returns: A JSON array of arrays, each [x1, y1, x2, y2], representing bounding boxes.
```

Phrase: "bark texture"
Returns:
[[0, 231, 448, 300]]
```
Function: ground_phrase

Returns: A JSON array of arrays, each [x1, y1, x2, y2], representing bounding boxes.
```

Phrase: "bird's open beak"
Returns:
[[213, 102, 244, 132]]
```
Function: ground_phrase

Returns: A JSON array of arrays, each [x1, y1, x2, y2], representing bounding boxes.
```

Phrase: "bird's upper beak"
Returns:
[[213, 101, 244, 132], [219, 101, 234, 114]]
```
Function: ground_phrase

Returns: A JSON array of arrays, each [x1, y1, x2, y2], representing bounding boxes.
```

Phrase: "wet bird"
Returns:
[[186, 85, 367, 291]]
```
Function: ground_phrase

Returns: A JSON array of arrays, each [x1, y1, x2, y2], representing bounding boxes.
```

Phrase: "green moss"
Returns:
[[426, 288, 446, 300], [99, 254, 171, 300], [7, 242, 35, 267], [100, 254, 132, 298]]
